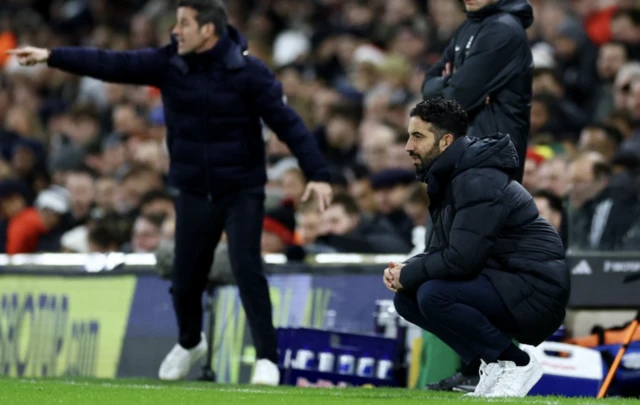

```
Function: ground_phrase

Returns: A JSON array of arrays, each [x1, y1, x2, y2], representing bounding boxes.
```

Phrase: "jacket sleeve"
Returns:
[[245, 57, 330, 183], [421, 41, 455, 100], [399, 172, 509, 289], [47, 47, 168, 87], [441, 23, 528, 112]]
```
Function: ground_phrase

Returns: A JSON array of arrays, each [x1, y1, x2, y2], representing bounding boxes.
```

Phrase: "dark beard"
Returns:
[[411, 145, 441, 181]]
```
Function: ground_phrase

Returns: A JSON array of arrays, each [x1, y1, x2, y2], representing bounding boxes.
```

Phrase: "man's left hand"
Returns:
[[383, 261, 404, 292], [301, 181, 333, 212]]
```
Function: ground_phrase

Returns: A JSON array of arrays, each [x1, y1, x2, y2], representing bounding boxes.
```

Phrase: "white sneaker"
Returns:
[[463, 360, 503, 397], [158, 332, 207, 381], [250, 359, 280, 386], [485, 354, 544, 397]]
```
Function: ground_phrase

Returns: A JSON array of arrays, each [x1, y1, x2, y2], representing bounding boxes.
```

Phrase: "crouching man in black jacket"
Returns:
[[384, 99, 569, 398]]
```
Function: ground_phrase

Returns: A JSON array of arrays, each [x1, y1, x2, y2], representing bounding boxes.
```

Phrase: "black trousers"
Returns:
[[171, 187, 278, 363], [393, 274, 518, 365]]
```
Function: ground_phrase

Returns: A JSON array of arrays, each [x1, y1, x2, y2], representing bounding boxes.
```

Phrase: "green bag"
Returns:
[[416, 330, 461, 387]]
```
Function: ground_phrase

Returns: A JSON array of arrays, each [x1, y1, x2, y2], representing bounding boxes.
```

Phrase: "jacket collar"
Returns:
[[422, 136, 471, 204]]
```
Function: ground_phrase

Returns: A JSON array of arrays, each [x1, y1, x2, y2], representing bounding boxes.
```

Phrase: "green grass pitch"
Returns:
[[2, 378, 640, 405]]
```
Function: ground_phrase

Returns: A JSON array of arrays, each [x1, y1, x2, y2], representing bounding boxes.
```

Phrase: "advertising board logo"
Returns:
[[0, 293, 100, 377], [603, 261, 640, 273], [571, 259, 592, 275]]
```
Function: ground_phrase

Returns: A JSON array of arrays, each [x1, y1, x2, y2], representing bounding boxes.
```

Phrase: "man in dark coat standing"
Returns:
[[9, 0, 333, 385], [384, 99, 569, 398], [422, 0, 533, 184]]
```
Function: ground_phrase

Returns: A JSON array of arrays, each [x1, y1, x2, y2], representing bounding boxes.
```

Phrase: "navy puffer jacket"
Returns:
[[47, 25, 329, 196]]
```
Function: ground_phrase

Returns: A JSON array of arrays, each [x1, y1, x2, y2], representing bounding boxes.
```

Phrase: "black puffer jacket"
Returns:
[[422, 0, 533, 183], [400, 133, 570, 346]]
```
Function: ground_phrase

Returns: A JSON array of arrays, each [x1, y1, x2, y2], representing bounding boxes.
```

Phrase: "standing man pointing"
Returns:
[[422, 0, 534, 184], [9, 0, 332, 385]]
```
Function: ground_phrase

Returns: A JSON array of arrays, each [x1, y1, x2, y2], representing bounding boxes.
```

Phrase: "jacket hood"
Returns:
[[422, 133, 519, 201], [467, 0, 534, 29], [226, 24, 249, 52], [454, 132, 520, 176]]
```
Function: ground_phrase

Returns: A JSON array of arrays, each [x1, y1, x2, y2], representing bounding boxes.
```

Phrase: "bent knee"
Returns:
[[416, 280, 451, 316]]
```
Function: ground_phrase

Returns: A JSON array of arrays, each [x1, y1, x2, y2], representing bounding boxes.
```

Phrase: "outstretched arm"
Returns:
[[8, 46, 168, 87]]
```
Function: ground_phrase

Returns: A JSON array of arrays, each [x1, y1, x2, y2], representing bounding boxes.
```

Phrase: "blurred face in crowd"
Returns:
[[0, 194, 25, 218], [261, 231, 286, 254], [361, 124, 394, 173], [463, 0, 498, 13], [534, 197, 562, 232], [538, 159, 570, 198], [405, 117, 454, 174], [597, 43, 628, 81], [132, 217, 162, 253], [326, 115, 358, 150], [66, 172, 96, 220], [296, 210, 323, 245], [568, 155, 608, 208], [322, 204, 358, 235], [532, 72, 563, 98], [173, 6, 217, 55], [627, 80, 640, 120], [349, 179, 376, 214], [529, 100, 550, 134], [130, 14, 156, 48], [578, 127, 617, 160], [611, 14, 640, 45], [374, 185, 409, 215], [95, 177, 117, 212], [142, 198, 175, 220]]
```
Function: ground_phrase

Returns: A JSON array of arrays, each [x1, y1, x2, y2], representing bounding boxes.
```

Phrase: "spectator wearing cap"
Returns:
[[318, 193, 411, 254], [370, 168, 416, 244]]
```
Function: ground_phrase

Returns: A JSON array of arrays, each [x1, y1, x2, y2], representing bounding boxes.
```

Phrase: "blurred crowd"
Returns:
[[0, 0, 639, 257]]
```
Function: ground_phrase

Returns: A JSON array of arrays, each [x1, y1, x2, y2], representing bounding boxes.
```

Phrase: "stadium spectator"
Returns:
[[319, 193, 411, 254], [567, 152, 639, 250], [421, 0, 533, 184]]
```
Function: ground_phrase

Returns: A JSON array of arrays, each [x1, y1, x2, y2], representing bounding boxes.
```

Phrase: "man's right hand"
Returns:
[[6, 47, 51, 66], [383, 261, 401, 293]]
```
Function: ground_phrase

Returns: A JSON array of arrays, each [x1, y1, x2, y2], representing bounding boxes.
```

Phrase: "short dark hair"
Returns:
[[602, 40, 631, 58], [583, 123, 624, 146], [178, 0, 228, 36], [593, 161, 612, 180], [533, 67, 563, 85], [409, 99, 468, 139], [140, 189, 173, 208], [613, 7, 640, 26], [532, 189, 563, 214], [330, 193, 360, 216], [88, 223, 120, 250]]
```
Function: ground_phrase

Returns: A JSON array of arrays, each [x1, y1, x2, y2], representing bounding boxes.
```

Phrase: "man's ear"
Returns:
[[200, 22, 215, 38], [440, 133, 455, 150]]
